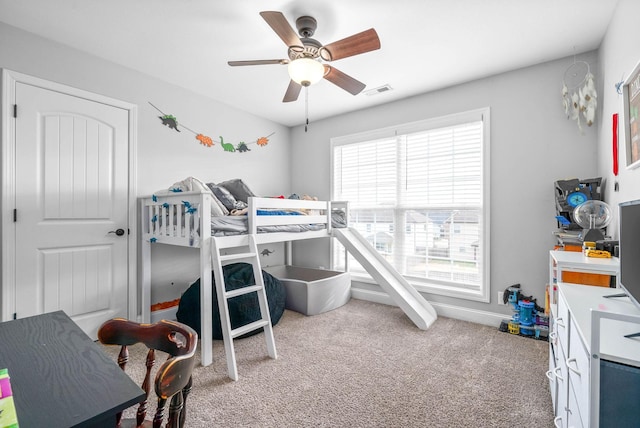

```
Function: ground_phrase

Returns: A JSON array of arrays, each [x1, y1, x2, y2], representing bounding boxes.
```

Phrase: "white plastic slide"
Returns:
[[333, 227, 438, 329]]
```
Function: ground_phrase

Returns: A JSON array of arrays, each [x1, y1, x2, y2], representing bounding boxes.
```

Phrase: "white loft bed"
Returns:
[[139, 191, 348, 368]]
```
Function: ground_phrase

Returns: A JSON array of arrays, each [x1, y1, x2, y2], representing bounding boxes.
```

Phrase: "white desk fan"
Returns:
[[573, 200, 612, 242]]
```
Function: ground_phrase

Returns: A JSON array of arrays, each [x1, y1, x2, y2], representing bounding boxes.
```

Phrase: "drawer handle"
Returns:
[[545, 369, 555, 381], [566, 357, 581, 376], [553, 416, 562, 428], [553, 366, 564, 381]]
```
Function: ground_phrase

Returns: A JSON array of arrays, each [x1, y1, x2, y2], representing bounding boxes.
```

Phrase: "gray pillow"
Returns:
[[217, 179, 255, 203], [210, 193, 229, 216], [207, 183, 237, 211]]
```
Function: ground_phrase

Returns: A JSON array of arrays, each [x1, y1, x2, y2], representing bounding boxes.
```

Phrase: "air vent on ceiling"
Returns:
[[364, 84, 393, 96]]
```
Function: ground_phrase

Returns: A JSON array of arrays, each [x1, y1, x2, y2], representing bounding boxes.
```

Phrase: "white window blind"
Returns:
[[332, 108, 490, 301]]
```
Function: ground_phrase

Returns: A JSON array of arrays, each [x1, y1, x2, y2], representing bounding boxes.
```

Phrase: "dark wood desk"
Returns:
[[0, 310, 144, 427]]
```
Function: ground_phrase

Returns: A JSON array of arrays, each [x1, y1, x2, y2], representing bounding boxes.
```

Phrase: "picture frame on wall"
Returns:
[[623, 59, 640, 169]]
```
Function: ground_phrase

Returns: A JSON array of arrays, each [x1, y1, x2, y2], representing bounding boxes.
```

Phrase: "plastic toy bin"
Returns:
[[263, 265, 351, 316]]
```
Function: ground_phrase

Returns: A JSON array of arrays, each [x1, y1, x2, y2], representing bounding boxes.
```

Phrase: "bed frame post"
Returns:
[[140, 199, 151, 323], [285, 242, 292, 266], [248, 197, 257, 235], [199, 193, 213, 366]]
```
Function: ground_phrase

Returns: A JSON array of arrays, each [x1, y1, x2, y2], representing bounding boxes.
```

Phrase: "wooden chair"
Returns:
[[98, 319, 198, 428]]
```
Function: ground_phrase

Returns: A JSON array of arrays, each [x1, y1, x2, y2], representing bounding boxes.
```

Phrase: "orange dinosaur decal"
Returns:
[[196, 134, 214, 147]]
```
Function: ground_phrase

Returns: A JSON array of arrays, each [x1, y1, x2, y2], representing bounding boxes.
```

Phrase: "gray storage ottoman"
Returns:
[[263, 265, 350, 315]]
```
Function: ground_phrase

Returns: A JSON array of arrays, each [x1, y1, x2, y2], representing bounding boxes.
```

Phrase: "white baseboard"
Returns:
[[350, 288, 507, 328]]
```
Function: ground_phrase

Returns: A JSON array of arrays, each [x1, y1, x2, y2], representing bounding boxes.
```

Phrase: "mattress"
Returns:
[[210, 210, 347, 237]]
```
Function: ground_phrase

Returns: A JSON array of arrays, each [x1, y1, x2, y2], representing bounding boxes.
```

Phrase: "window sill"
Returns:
[[349, 272, 489, 303]]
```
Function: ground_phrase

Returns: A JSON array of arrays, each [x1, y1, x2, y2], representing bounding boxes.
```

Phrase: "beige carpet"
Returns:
[[101, 299, 554, 427]]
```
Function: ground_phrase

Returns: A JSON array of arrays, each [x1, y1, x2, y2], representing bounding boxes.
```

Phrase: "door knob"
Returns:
[[108, 228, 126, 236]]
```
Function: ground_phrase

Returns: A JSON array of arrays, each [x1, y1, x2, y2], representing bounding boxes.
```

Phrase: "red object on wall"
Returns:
[[613, 113, 619, 176]]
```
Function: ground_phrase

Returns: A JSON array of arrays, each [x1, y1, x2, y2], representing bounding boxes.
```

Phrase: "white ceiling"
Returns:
[[0, 0, 619, 127]]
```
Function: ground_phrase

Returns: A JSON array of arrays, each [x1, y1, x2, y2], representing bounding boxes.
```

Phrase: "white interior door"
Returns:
[[11, 80, 131, 339]]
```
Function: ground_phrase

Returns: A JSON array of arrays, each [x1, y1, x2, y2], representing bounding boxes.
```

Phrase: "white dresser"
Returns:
[[548, 282, 640, 427], [549, 250, 619, 296]]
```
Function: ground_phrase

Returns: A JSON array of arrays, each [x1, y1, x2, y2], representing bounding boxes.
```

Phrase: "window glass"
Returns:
[[331, 109, 489, 300]]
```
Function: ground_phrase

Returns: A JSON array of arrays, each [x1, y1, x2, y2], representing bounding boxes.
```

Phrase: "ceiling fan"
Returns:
[[228, 11, 381, 103]]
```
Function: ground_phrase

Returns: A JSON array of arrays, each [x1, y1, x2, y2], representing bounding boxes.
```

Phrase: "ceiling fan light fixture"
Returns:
[[288, 57, 324, 87]]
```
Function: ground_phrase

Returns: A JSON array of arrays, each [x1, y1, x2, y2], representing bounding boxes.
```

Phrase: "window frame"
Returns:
[[330, 107, 491, 302]]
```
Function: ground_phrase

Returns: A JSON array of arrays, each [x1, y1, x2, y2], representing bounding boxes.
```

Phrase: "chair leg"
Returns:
[[167, 392, 184, 428], [115, 345, 130, 426], [153, 397, 168, 428], [137, 349, 155, 426], [178, 376, 193, 428]]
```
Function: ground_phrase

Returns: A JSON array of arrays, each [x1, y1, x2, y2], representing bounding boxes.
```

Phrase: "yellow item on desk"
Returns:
[[585, 249, 611, 258], [583, 241, 596, 254]]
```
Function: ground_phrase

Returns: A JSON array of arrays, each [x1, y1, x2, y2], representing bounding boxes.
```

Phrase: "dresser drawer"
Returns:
[[550, 313, 559, 349], [548, 342, 558, 414], [567, 381, 585, 428], [556, 292, 570, 356], [555, 345, 569, 426], [567, 320, 590, 427]]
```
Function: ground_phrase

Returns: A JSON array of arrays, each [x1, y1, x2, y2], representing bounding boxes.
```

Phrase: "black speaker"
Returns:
[[596, 240, 619, 254]]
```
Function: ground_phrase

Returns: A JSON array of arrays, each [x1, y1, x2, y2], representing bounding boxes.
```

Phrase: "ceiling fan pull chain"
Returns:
[[305, 86, 309, 132]]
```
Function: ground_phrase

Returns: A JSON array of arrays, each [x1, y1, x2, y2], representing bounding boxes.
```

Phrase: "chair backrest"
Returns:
[[98, 318, 198, 428]]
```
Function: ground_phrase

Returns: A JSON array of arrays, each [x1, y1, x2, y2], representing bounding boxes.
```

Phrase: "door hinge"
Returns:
[[13, 209, 17, 222], [13, 104, 17, 118]]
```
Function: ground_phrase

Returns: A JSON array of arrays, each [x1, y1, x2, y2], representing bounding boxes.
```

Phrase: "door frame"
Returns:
[[1, 69, 138, 322]]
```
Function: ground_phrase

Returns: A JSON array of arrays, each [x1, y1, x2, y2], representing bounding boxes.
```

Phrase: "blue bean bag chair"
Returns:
[[176, 262, 285, 340]]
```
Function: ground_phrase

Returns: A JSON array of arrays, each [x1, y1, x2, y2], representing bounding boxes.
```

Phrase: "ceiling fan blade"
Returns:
[[260, 11, 303, 48], [320, 28, 381, 61], [283, 80, 302, 102], [323, 65, 366, 95], [228, 59, 288, 66]]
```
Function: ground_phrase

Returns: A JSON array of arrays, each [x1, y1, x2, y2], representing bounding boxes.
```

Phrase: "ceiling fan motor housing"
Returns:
[[287, 16, 322, 61], [296, 16, 317, 38], [288, 42, 321, 61]]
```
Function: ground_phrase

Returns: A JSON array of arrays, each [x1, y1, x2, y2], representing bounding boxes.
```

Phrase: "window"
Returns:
[[331, 108, 490, 301]]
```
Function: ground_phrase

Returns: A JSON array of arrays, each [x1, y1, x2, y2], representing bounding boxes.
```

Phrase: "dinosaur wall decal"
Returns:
[[220, 136, 236, 152], [159, 115, 180, 132], [196, 134, 214, 147], [150, 102, 273, 153], [236, 142, 251, 152]]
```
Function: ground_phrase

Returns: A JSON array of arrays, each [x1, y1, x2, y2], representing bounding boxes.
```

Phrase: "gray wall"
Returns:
[[0, 22, 292, 304], [289, 51, 601, 320], [597, 0, 640, 235]]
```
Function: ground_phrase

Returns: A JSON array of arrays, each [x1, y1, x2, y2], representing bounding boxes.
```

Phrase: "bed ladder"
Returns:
[[211, 235, 277, 381]]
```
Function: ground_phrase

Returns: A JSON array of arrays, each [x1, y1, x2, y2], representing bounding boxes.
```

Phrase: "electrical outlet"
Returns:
[[498, 291, 505, 305]]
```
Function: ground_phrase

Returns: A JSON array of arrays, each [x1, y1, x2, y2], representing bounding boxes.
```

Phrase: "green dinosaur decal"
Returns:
[[220, 136, 235, 152]]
